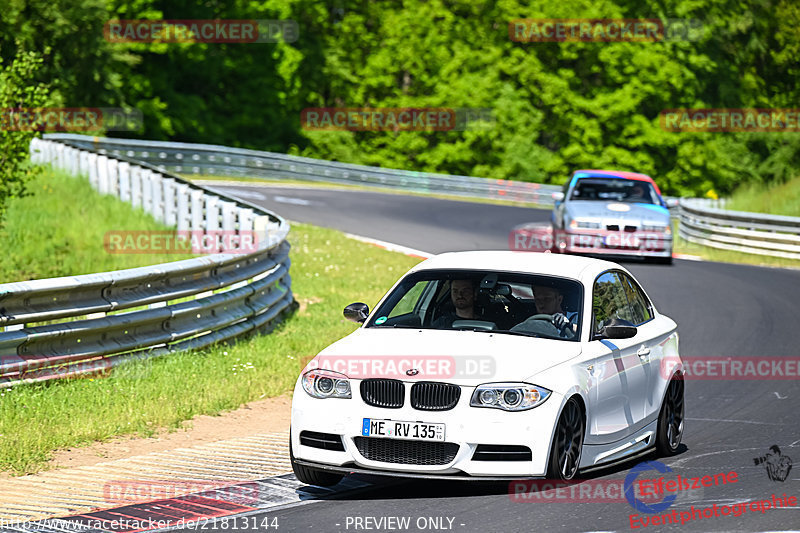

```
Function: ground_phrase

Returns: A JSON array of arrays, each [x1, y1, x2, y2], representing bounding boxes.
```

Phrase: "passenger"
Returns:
[[432, 279, 476, 328]]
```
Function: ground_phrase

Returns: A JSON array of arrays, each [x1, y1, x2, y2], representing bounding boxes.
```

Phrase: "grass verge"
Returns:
[[673, 234, 800, 269], [725, 174, 800, 217], [0, 168, 194, 282], [0, 221, 421, 474]]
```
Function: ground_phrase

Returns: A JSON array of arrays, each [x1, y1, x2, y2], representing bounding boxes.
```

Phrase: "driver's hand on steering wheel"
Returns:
[[552, 313, 577, 339], [551, 312, 570, 330]]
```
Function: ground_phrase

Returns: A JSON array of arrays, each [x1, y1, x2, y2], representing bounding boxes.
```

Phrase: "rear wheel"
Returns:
[[546, 397, 584, 480], [290, 436, 344, 487], [656, 377, 684, 456]]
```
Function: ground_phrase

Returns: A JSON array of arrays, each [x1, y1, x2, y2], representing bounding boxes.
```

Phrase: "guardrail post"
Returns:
[[239, 208, 255, 251], [61, 145, 71, 173], [47, 140, 56, 164], [150, 173, 164, 222], [254, 215, 271, 249], [32, 138, 45, 164], [29, 137, 42, 163], [72, 147, 81, 175], [221, 201, 237, 233], [190, 190, 205, 231], [106, 158, 120, 197], [47, 139, 57, 164], [163, 178, 177, 226], [238, 208, 255, 232], [176, 183, 190, 232], [88, 153, 99, 188], [55, 143, 65, 170], [66, 147, 78, 175], [97, 155, 109, 193], [130, 166, 143, 208], [79, 150, 89, 176], [141, 169, 153, 211], [119, 162, 131, 202], [205, 196, 220, 231]]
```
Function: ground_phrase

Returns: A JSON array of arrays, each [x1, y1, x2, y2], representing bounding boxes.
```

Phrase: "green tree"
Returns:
[[0, 47, 51, 228]]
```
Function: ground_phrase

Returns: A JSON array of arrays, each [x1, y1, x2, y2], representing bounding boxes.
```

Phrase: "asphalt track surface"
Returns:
[[190, 184, 800, 533]]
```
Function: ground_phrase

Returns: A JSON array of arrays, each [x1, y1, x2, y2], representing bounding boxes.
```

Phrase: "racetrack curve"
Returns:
[[189, 184, 800, 533]]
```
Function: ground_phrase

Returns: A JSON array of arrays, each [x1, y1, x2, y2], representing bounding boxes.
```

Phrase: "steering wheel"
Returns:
[[522, 313, 576, 339], [526, 314, 555, 322]]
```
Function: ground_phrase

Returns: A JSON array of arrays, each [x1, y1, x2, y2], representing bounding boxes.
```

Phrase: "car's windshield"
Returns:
[[366, 269, 582, 341], [570, 178, 660, 205]]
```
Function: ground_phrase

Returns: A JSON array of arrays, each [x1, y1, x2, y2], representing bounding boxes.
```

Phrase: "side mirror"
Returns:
[[552, 192, 565, 202], [344, 302, 369, 323], [665, 198, 679, 209], [602, 324, 637, 339]]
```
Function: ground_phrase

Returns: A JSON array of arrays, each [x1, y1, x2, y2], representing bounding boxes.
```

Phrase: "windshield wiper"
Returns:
[[463, 329, 541, 338]]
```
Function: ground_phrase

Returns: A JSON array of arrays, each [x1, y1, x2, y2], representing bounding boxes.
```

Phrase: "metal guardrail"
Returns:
[[0, 138, 295, 388], [43, 133, 562, 205], [678, 198, 800, 260]]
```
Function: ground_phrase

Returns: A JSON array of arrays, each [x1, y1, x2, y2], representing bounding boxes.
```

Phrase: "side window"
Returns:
[[592, 272, 634, 335], [619, 273, 654, 325], [388, 281, 421, 317]]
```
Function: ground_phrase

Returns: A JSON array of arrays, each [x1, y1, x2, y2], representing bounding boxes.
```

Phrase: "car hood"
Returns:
[[309, 328, 582, 386], [565, 201, 669, 225]]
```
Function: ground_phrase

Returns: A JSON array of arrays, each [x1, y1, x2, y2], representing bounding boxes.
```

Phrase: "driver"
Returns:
[[432, 279, 477, 328], [629, 184, 646, 200], [512, 285, 577, 337]]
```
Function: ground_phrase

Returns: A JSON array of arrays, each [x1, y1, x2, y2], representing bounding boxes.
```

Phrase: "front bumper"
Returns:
[[554, 228, 672, 258], [291, 379, 564, 478]]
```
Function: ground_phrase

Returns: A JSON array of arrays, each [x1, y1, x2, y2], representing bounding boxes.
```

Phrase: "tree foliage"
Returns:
[[0, 47, 50, 227], [1, 0, 798, 199]]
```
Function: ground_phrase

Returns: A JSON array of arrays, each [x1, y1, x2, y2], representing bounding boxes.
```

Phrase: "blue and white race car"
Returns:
[[551, 170, 676, 264]]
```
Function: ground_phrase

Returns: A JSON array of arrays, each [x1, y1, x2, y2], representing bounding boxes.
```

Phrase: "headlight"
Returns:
[[302, 369, 351, 399], [470, 383, 551, 411], [569, 219, 601, 229]]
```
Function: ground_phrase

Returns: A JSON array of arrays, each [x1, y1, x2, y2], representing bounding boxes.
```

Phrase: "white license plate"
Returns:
[[362, 418, 445, 441]]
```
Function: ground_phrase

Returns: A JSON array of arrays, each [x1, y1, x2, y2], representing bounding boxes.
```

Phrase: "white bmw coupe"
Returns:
[[290, 251, 684, 486]]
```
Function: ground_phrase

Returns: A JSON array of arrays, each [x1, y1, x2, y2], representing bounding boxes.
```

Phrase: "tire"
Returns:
[[546, 397, 585, 480], [290, 437, 344, 487], [656, 377, 684, 456]]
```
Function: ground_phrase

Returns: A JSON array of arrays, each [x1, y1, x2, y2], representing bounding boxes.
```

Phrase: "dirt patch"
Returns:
[[42, 394, 292, 472]]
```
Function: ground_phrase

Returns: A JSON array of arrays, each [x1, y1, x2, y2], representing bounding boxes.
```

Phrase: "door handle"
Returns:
[[637, 347, 651, 358]]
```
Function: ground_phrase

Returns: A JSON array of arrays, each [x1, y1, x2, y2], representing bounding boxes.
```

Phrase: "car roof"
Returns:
[[571, 169, 662, 194], [410, 251, 624, 284]]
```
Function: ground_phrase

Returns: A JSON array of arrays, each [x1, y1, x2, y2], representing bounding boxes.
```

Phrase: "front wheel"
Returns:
[[546, 397, 584, 480], [290, 437, 344, 487], [656, 377, 684, 456]]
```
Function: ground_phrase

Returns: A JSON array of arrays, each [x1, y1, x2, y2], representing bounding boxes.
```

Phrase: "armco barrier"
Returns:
[[0, 138, 294, 388], [678, 198, 800, 260], [42, 133, 562, 205]]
